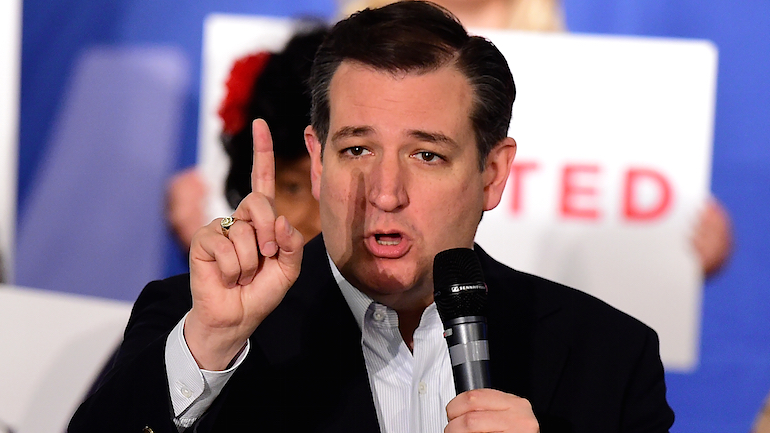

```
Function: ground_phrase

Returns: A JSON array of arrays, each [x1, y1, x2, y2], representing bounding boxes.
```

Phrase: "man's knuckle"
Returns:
[[230, 222, 250, 237], [242, 262, 258, 276], [463, 411, 482, 430], [523, 417, 540, 432], [514, 396, 532, 410], [212, 239, 230, 256], [465, 389, 483, 404]]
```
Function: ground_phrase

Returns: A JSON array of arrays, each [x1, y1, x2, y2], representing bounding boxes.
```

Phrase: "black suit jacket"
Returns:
[[69, 236, 674, 432]]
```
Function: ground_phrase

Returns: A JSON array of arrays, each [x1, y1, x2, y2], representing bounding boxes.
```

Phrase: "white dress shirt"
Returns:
[[164, 257, 456, 432], [332, 260, 457, 433]]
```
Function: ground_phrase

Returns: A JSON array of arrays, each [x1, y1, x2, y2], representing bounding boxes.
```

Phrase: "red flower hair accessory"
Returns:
[[218, 51, 272, 137]]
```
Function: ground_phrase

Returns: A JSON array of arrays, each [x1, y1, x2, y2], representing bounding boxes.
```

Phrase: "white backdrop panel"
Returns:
[[0, 0, 22, 283]]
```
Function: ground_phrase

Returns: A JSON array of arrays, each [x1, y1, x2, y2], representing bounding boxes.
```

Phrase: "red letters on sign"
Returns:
[[507, 162, 674, 222], [623, 168, 673, 221], [508, 162, 539, 214], [560, 164, 601, 220]]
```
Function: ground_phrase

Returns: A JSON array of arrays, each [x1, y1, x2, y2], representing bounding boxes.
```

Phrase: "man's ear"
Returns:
[[304, 125, 323, 201], [482, 137, 516, 211]]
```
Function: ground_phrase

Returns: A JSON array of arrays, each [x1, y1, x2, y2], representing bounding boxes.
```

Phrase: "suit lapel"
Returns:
[[476, 245, 570, 416], [240, 237, 380, 432], [301, 265, 381, 432], [529, 311, 570, 415]]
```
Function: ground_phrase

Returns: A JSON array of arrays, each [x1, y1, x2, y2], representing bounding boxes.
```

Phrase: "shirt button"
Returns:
[[180, 387, 193, 398], [418, 382, 427, 395], [373, 310, 385, 321]]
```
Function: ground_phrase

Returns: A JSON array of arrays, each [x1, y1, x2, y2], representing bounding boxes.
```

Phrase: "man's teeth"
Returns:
[[376, 237, 400, 246]]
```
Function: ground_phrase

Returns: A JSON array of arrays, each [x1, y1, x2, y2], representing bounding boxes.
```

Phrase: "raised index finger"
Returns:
[[251, 118, 275, 200]]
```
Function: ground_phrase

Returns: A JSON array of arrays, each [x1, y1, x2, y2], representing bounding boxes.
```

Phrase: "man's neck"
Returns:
[[396, 306, 428, 352], [329, 255, 435, 352], [346, 277, 435, 352], [373, 289, 434, 352]]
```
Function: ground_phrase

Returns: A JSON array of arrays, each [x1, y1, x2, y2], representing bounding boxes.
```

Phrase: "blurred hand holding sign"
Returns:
[[199, 17, 717, 372], [476, 30, 717, 372]]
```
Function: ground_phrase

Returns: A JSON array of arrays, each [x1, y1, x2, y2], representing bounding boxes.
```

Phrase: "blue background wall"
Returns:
[[16, 0, 770, 431]]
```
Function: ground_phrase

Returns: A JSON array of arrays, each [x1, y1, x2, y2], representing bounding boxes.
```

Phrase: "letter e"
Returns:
[[561, 164, 601, 220]]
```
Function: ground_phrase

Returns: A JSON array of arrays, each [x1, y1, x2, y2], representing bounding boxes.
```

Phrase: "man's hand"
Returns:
[[446, 389, 539, 433], [185, 119, 305, 370]]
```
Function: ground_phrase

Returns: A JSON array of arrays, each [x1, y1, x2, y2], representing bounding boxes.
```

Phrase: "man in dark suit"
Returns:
[[70, 2, 674, 431]]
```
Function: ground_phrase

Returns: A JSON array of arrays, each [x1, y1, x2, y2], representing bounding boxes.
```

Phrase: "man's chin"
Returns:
[[347, 266, 421, 298], [353, 271, 404, 290]]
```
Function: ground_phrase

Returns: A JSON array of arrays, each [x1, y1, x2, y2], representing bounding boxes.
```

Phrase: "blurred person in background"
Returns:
[[754, 398, 770, 433], [167, 26, 327, 251], [342, 0, 564, 31]]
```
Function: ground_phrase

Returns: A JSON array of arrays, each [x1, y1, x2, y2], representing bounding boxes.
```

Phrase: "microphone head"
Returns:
[[433, 248, 487, 323]]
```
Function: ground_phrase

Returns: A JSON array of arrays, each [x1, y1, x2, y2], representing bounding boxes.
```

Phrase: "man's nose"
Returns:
[[367, 154, 409, 212]]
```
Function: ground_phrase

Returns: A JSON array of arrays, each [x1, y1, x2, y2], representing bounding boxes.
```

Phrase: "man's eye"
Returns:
[[415, 151, 442, 162], [343, 146, 370, 157]]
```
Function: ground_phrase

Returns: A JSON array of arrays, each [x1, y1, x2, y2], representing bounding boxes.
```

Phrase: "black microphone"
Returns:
[[433, 248, 491, 393]]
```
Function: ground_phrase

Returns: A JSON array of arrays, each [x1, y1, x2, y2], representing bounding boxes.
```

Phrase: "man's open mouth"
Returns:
[[375, 233, 402, 246], [366, 232, 410, 259]]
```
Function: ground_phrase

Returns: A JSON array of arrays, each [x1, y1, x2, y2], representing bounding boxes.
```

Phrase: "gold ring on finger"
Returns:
[[220, 216, 237, 239]]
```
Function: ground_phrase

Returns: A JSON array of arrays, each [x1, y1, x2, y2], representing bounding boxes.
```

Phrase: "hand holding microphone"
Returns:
[[434, 248, 539, 433]]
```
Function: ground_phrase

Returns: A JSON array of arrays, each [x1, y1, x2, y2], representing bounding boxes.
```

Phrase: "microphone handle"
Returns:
[[443, 316, 491, 393]]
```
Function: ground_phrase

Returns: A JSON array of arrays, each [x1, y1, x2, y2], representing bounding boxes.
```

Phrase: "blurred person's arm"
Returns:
[[694, 196, 733, 277], [753, 391, 770, 433], [167, 168, 208, 251]]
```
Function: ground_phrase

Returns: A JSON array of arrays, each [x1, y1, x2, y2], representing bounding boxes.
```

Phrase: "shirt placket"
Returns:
[[363, 302, 413, 433], [412, 304, 453, 432]]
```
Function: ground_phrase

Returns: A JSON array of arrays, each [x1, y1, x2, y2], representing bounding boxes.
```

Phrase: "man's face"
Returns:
[[305, 61, 515, 310]]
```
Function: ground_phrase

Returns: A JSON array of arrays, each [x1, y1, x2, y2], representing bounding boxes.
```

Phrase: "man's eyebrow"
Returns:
[[330, 126, 374, 142], [408, 130, 459, 148]]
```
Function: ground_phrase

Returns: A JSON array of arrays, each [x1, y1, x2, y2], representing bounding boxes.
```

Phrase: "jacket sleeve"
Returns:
[[620, 327, 675, 433], [68, 274, 193, 433]]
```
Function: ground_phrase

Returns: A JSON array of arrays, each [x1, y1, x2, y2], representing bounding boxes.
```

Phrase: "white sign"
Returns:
[[476, 30, 717, 371]]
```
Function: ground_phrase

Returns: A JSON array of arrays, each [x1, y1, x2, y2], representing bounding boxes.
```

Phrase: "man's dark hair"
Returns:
[[225, 26, 327, 209], [309, 0, 515, 168]]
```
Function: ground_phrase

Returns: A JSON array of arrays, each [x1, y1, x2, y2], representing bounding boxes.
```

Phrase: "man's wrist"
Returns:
[[166, 313, 250, 426], [183, 312, 251, 371]]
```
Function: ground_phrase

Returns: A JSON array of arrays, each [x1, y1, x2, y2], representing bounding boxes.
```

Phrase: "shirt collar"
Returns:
[[328, 254, 443, 332], [328, 254, 372, 332]]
